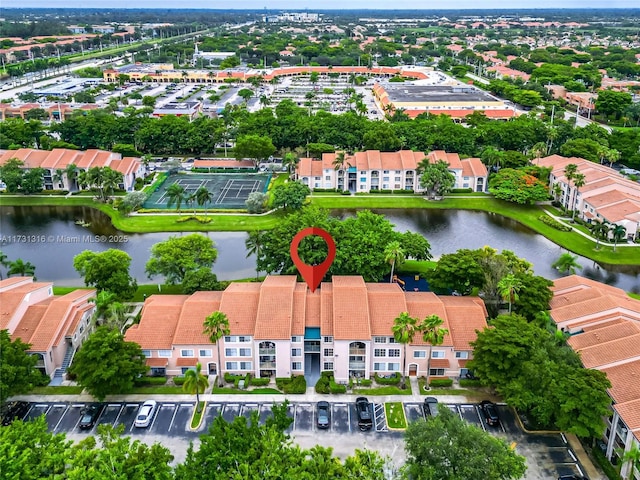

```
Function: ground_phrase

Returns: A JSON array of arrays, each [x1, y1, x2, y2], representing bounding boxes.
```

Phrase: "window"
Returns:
[[238, 336, 251, 343], [181, 349, 194, 357], [292, 362, 302, 370], [413, 351, 426, 358], [314, 176, 320, 180], [325, 175, 331, 180], [383, 176, 390, 181], [239, 348, 251, 357], [240, 362, 252, 370], [323, 336, 333, 343], [199, 349, 212, 357], [388, 349, 400, 357], [291, 348, 302, 357], [324, 348, 334, 357], [224, 335, 236, 343], [383, 170, 389, 174], [388, 337, 397, 343], [455, 351, 469, 359], [395, 176, 401, 182], [360, 185, 366, 190], [158, 350, 172, 358], [291, 336, 302, 343], [141, 350, 151, 357], [226, 362, 238, 370], [388, 363, 400, 371], [79, 325, 84, 334], [323, 362, 334, 370], [374, 337, 387, 344], [429, 368, 445, 376], [225, 348, 237, 357], [374, 362, 385, 371], [463, 176, 469, 180], [431, 350, 445, 359], [374, 349, 386, 357], [360, 171, 366, 175], [181, 367, 191, 374], [383, 184, 389, 189]]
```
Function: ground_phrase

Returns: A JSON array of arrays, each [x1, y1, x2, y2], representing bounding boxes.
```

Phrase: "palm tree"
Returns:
[[552, 253, 583, 275], [0, 250, 9, 280], [332, 151, 349, 192], [166, 183, 187, 213], [590, 221, 609, 250], [563, 163, 578, 215], [618, 443, 640, 480], [420, 314, 448, 390], [89, 290, 117, 326], [102, 168, 123, 201], [497, 274, 523, 314], [612, 224, 627, 251], [104, 301, 129, 333], [245, 230, 266, 281], [194, 186, 213, 216], [65, 163, 78, 191], [282, 152, 299, 178], [203, 311, 230, 387], [7, 258, 36, 278], [53, 169, 65, 189], [183, 362, 209, 412], [530, 142, 547, 165], [384, 241, 405, 283], [571, 172, 586, 222], [391, 312, 420, 389]]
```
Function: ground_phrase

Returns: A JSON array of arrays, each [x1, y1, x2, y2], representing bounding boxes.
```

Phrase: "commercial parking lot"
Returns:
[[9, 400, 588, 479]]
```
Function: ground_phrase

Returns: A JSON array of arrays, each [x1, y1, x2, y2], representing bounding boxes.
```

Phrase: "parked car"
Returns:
[[480, 400, 500, 427], [355, 397, 373, 431], [134, 400, 157, 428], [1, 401, 30, 426], [423, 397, 439, 417], [78, 403, 104, 430], [316, 401, 330, 429]]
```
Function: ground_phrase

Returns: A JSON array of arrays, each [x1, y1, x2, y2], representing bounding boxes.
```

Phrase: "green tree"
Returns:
[[0, 250, 9, 279], [21, 168, 44, 194], [392, 312, 420, 388], [237, 88, 254, 103], [384, 241, 405, 282], [7, 258, 36, 278], [183, 362, 209, 411], [571, 172, 586, 222], [552, 253, 583, 275], [611, 224, 627, 251], [68, 327, 148, 400], [0, 158, 24, 193], [512, 274, 553, 322], [418, 159, 456, 199], [245, 230, 266, 281], [234, 134, 276, 165], [426, 249, 485, 295], [489, 168, 549, 205], [497, 274, 523, 314], [595, 89, 633, 119], [182, 268, 221, 294], [146, 234, 218, 285], [590, 221, 610, 250], [332, 151, 350, 192], [165, 183, 187, 213], [0, 330, 46, 404], [142, 95, 156, 108], [399, 232, 432, 261], [203, 311, 230, 387], [194, 186, 213, 215], [421, 315, 448, 389], [271, 181, 310, 211], [73, 250, 137, 301], [404, 406, 527, 480], [245, 191, 268, 214], [618, 443, 640, 480], [118, 191, 147, 216]]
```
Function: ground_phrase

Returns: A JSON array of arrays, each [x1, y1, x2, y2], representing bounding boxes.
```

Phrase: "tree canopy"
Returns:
[[0, 329, 47, 403], [489, 168, 549, 205], [146, 234, 218, 285], [404, 405, 527, 480], [73, 249, 137, 301], [271, 181, 311, 211], [68, 327, 148, 400]]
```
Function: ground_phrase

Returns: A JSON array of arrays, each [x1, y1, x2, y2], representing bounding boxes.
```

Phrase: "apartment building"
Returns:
[[0, 277, 96, 380], [0, 148, 144, 192], [124, 275, 488, 383], [550, 275, 640, 480], [296, 149, 488, 193], [538, 155, 640, 241]]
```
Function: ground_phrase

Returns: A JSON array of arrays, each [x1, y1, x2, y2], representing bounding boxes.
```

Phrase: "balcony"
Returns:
[[304, 344, 320, 353], [349, 361, 366, 370], [260, 361, 276, 369], [259, 348, 275, 355], [349, 348, 366, 355]]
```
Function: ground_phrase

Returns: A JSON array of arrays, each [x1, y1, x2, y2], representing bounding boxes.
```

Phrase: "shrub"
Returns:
[[450, 188, 473, 193], [275, 377, 289, 390], [392, 189, 415, 194], [358, 378, 373, 387], [375, 189, 393, 194], [225, 372, 244, 383], [173, 376, 186, 385], [320, 370, 333, 378], [375, 372, 401, 385], [538, 215, 572, 232], [277, 374, 306, 394], [429, 378, 453, 388], [592, 446, 622, 480], [135, 376, 168, 386], [315, 375, 331, 394], [330, 380, 347, 394], [341, 190, 351, 195], [250, 377, 270, 387], [459, 379, 482, 388]]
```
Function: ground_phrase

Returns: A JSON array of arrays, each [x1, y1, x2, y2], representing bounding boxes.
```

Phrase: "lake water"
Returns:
[[1, 205, 638, 292]]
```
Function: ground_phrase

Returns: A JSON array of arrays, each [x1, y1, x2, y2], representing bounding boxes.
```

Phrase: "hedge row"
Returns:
[[429, 378, 454, 388], [374, 372, 401, 385], [539, 215, 572, 232], [134, 376, 168, 386], [459, 379, 482, 388], [276, 375, 306, 394], [249, 377, 270, 387], [173, 376, 186, 385]]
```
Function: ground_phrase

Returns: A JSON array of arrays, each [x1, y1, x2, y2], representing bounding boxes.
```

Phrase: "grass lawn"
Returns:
[[52, 284, 185, 300], [130, 385, 184, 394], [30, 386, 84, 395], [398, 260, 437, 274], [190, 401, 206, 429], [630, 293, 640, 300], [417, 379, 485, 398], [211, 387, 282, 394], [354, 380, 412, 396], [384, 402, 408, 429]]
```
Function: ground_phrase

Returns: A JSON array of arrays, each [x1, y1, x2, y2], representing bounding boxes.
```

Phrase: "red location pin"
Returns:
[[290, 227, 336, 293]]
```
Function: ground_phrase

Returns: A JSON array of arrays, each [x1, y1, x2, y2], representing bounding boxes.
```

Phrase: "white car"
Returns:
[[134, 400, 157, 428]]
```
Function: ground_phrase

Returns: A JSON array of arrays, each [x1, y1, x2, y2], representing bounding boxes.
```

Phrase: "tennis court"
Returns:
[[144, 173, 271, 209]]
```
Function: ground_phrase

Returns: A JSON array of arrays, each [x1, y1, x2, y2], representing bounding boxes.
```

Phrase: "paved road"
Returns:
[[6, 400, 590, 479]]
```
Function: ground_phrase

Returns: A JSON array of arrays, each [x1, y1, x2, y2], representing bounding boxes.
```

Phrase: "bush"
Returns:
[[375, 372, 401, 385], [592, 446, 622, 480], [277, 374, 306, 394], [225, 372, 244, 383], [392, 189, 415, 194], [135, 376, 168, 386], [250, 377, 270, 387], [330, 380, 347, 394], [459, 379, 482, 387], [538, 215, 572, 232], [374, 189, 393, 194], [173, 376, 186, 385], [341, 190, 351, 195], [429, 378, 453, 388], [450, 188, 473, 193], [358, 378, 373, 387], [315, 375, 331, 394]]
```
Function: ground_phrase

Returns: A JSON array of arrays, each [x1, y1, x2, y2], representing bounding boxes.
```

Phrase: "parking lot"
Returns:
[[10, 401, 588, 479]]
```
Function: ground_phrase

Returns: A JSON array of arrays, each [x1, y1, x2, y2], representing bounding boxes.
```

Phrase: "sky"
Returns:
[[2, 1, 639, 9]]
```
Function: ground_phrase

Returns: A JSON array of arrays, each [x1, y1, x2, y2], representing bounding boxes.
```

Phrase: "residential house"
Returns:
[[0, 277, 96, 380], [124, 275, 488, 383], [538, 155, 640, 241], [0, 148, 144, 192], [296, 150, 488, 193], [550, 275, 640, 480]]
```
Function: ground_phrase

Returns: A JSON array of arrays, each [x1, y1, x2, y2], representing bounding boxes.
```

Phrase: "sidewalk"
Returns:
[[565, 433, 606, 480]]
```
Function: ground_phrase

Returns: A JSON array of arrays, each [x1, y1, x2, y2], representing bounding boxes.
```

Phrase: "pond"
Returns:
[[1, 205, 638, 292]]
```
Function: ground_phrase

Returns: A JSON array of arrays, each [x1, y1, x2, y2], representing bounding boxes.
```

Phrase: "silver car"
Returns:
[[134, 400, 157, 428]]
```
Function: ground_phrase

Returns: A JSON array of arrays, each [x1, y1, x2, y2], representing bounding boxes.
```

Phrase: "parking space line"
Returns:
[[347, 405, 351, 433], [473, 405, 486, 431], [168, 405, 180, 432], [113, 404, 125, 425], [52, 405, 70, 432], [148, 404, 162, 431], [568, 450, 577, 462]]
